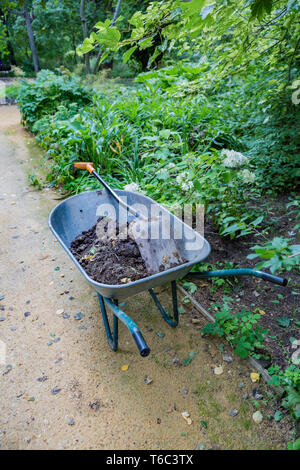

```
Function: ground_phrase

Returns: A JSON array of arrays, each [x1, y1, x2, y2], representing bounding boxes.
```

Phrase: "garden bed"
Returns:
[[185, 194, 299, 371]]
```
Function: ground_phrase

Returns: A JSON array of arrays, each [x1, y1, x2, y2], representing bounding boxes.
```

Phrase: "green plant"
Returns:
[[268, 364, 300, 421], [248, 237, 300, 274], [287, 437, 300, 450], [202, 301, 268, 359], [17, 69, 92, 130]]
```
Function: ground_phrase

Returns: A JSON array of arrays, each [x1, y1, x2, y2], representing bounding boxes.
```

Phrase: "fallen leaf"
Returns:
[[181, 412, 192, 425], [250, 372, 260, 383], [258, 309, 266, 315], [121, 365, 129, 371]]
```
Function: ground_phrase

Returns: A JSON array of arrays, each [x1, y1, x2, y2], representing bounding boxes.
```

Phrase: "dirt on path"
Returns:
[[0, 106, 293, 450]]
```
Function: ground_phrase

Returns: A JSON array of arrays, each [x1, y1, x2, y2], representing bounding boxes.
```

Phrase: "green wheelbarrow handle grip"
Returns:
[[185, 269, 288, 286]]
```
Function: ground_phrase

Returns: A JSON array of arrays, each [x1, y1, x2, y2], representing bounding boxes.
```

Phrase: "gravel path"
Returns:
[[0, 106, 291, 450]]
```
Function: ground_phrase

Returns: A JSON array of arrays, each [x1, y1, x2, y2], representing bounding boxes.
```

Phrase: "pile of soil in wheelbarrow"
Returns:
[[70, 218, 181, 285]]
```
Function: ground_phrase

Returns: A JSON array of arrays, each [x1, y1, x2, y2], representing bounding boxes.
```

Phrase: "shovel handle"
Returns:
[[73, 162, 141, 219], [74, 162, 95, 174]]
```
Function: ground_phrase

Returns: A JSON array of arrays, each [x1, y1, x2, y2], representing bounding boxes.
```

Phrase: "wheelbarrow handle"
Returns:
[[132, 330, 151, 358], [186, 269, 287, 286]]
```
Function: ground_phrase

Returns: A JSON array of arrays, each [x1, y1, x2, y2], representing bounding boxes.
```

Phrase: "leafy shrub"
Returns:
[[17, 69, 92, 130], [247, 237, 300, 274], [268, 364, 300, 421], [201, 301, 268, 359]]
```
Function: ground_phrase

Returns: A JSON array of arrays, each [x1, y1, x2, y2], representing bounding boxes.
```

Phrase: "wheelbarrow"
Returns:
[[49, 188, 287, 357]]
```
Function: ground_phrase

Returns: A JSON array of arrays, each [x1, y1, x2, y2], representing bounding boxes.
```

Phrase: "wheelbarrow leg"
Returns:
[[98, 294, 118, 351], [149, 280, 179, 327], [97, 293, 150, 357]]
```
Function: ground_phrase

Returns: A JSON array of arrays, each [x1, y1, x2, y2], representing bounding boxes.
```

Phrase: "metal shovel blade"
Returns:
[[128, 215, 184, 275]]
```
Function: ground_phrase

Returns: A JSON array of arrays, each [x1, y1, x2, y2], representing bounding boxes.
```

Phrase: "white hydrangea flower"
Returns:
[[167, 162, 176, 170], [239, 169, 256, 183], [157, 168, 169, 180], [124, 182, 140, 193], [176, 172, 193, 191], [181, 181, 194, 191], [176, 172, 188, 184], [221, 149, 248, 168]]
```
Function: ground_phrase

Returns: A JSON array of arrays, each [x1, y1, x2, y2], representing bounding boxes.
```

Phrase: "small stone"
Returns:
[[62, 313, 70, 319], [37, 376, 48, 382], [24, 312, 30, 317], [229, 409, 239, 417], [239, 382, 245, 389], [50, 387, 61, 395], [28, 397, 35, 402], [198, 444, 205, 450], [47, 341, 53, 346], [192, 318, 201, 324], [156, 331, 165, 338], [0, 317, 6, 322], [252, 410, 263, 424], [144, 376, 153, 385], [252, 388, 263, 400], [222, 354, 233, 363], [242, 393, 249, 399], [3, 365, 12, 375], [214, 366, 223, 375], [56, 309, 64, 316], [53, 337, 61, 343], [74, 312, 82, 321], [68, 418, 74, 426]]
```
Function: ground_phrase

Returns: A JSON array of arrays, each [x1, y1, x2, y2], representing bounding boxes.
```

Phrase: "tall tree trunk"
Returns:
[[23, 1, 39, 74], [92, 0, 122, 74], [1, 11, 17, 66], [80, 0, 91, 74]]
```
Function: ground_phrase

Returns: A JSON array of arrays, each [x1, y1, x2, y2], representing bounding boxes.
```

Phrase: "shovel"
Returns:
[[73, 162, 184, 274]]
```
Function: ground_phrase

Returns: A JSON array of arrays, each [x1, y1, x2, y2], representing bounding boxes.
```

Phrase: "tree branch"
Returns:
[[92, 0, 122, 74]]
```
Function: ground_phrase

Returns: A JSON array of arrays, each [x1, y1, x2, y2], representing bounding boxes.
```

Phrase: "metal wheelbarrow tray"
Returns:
[[49, 189, 287, 357]]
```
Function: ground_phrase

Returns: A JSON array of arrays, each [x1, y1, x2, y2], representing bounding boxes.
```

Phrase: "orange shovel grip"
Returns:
[[73, 162, 95, 174]]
